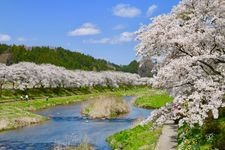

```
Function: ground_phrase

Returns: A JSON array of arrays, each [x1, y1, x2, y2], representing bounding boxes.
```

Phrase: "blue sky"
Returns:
[[0, 0, 180, 65]]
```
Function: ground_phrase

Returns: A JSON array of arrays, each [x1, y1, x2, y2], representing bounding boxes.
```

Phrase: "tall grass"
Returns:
[[53, 136, 94, 150], [81, 96, 130, 119]]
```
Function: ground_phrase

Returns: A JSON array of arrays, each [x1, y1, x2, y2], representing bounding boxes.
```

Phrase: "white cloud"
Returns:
[[118, 32, 135, 42], [113, 24, 126, 30], [17, 37, 27, 42], [68, 23, 100, 36], [85, 32, 135, 45], [0, 34, 11, 42], [146, 5, 157, 17], [113, 4, 141, 18], [86, 38, 111, 44]]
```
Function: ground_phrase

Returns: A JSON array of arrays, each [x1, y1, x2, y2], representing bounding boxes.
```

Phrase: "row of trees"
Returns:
[[0, 62, 151, 91], [137, 0, 225, 126]]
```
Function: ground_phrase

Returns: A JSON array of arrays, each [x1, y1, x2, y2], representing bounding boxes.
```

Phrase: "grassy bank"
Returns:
[[0, 86, 152, 131], [107, 123, 162, 150], [0, 86, 142, 102], [107, 90, 172, 150], [134, 93, 173, 109]]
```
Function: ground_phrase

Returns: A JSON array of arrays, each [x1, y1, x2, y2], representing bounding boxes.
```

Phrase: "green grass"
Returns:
[[0, 86, 154, 131], [134, 93, 173, 109], [107, 123, 162, 150], [0, 86, 127, 101]]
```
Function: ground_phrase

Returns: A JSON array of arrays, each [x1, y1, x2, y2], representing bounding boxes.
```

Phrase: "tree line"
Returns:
[[0, 44, 139, 73], [0, 62, 151, 92]]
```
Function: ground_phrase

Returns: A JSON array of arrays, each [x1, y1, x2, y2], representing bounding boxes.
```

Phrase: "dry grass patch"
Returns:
[[54, 143, 94, 150], [13, 117, 43, 127], [0, 119, 9, 130], [81, 96, 130, 119]]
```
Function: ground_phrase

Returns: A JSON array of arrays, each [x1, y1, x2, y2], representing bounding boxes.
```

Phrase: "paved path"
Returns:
[[155, 121, 178, 150]]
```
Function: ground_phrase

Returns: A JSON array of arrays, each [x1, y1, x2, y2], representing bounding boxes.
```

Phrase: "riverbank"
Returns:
[[0, 86, 144, 102], [107, 123, 162, 150], [106, 91, 173, 150], [134, 93, 173, 109], [0, 86, 153, 132]]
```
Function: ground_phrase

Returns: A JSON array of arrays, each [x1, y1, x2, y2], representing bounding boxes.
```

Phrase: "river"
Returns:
[[0, 96, 151, 150]]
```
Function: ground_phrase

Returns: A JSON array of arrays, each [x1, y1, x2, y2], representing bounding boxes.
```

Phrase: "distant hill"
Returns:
[[119, 60, 139, 74], [0, 44, 139, 73]]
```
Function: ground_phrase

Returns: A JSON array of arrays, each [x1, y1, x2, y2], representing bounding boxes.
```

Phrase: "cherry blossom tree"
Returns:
[[0, 64, 7, 96], [0, 62, 151, 91], [137, 0, 225, 126]]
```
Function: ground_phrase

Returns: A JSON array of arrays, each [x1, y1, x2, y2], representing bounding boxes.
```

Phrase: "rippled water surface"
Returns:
[[0, 96, 151, 150]]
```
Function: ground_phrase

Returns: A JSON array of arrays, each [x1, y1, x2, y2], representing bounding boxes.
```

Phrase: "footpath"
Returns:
[[155, 121, 178, 150]]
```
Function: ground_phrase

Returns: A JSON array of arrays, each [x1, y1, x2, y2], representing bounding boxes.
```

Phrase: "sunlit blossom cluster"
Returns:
[[137, 0, 225, 126], [0, 62, 151, 90]]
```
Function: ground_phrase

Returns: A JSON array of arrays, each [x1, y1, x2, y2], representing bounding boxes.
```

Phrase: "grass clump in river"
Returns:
[[107, 123, 162, 150], [81, 96, 130, 119]]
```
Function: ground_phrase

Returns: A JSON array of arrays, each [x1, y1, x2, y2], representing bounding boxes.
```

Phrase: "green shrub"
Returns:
[[178, 113, 225, 149]]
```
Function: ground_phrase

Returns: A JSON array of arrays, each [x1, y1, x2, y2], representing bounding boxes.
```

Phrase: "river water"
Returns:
[[0, 96, 151, 150]]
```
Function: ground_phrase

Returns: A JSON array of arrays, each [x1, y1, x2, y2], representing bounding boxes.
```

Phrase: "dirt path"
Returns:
[[155, 121, 178, 150]]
